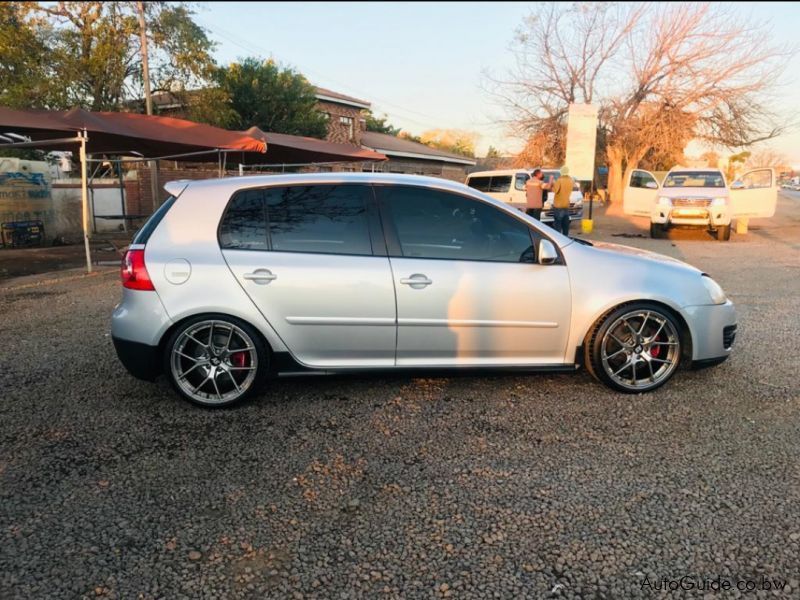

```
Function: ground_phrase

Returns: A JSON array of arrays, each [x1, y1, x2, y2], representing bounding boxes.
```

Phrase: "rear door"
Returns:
[[221, 184, 396, 367], [731, 168, 778, 218], [623, 169, 659, 216]]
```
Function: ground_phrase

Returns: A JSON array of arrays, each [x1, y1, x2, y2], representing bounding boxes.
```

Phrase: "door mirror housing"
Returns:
[[645, 181, 659, 189], [731, 180, 745, 190], [537, 239, 558, 265]]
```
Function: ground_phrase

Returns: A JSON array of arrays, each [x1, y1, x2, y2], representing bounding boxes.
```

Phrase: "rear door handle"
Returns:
[[400, 274, 433, 288], [243, 269, 277, 284]]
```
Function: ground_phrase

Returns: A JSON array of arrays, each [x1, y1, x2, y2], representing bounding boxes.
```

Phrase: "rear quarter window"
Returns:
[[131, 195, 176, 245]]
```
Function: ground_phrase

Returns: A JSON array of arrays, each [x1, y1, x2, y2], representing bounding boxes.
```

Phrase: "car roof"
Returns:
[[667, 167, 723, 173], [169, 172, 490, 197], [467, 169, 529, 178]]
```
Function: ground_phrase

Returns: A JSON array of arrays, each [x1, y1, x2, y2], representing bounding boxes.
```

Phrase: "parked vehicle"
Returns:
[[112, 173, 736, 407], [624, 167, 778, 240], [465, 169, 583, 222]]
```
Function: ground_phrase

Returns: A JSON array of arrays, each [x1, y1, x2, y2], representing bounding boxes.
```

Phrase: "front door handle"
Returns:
[[243, 269, 277, 284], [400, 274, 433, 289]]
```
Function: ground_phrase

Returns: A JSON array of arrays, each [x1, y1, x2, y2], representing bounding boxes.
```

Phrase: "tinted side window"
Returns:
[[467, 176, 491, 192], [630, 170, 657, 189], [219, 189, 268, 250], [382, 187, 534, 263], [515, 173, 530, 190], [132, 195, 176, 245], [265, 184, 373, 255], [489, 176, 512, 193]]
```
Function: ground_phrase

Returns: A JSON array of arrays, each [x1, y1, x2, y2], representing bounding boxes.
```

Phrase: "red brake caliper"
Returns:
[[651, 334, 662, 358], [230, 351, 248, 368]]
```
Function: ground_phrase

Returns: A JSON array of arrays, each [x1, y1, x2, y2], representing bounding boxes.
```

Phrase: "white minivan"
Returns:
[[623, 167, 778, 240], [465, 169, 584, 223]]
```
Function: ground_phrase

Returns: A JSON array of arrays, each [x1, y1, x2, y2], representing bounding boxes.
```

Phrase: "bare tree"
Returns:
[[490, 2, 793, 203], [745, 147, 789, 169]]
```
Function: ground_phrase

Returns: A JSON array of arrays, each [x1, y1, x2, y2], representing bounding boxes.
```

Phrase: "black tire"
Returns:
[[649, 223, 664, 238], [586, 302, 683, 393], [162, 314, 269, 408], [716, 225, 731, 241]]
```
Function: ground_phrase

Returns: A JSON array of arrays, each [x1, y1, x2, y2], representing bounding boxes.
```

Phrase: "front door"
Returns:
[[221, 184, 396, 367], [377, 185, 572, 366], [623, 169, 659, 216], [731, 168, 778, 218]]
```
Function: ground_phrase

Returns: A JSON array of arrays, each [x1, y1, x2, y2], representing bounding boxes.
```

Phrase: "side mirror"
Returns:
[[731, 180, 745, 190], [537, 239, 558, 265], [645, 181, 658, 189]]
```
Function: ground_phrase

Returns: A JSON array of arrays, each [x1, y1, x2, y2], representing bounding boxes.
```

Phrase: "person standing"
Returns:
[[524, 169, 552, 220], [551, 166, 574, 236]]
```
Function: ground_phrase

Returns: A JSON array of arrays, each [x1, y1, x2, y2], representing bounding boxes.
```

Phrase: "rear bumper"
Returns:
[[112, 336, 161, 381]]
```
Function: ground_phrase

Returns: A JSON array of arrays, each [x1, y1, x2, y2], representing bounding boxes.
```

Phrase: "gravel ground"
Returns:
[[1, 194, 799, 599]]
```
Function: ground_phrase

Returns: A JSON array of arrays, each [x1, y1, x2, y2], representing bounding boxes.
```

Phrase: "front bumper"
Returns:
[[542, 205, 584, 222], [683, 300, 737, 363], [651, 206, 731, 227], [112, 336, 161, 381]]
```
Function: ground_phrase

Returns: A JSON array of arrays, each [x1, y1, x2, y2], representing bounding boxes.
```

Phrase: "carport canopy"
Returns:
[[0, 106, 387, 274]]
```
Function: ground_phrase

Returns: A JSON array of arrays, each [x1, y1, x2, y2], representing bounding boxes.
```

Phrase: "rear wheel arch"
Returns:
[[157, 311, 274, 370]]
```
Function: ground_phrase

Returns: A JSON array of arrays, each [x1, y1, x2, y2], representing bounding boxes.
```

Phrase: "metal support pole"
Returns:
[[117, 160, 127, 232], [80, 131, 92, 273]]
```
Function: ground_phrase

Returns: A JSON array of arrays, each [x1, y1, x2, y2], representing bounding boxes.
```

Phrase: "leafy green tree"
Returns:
[[0, 3, 64, 109], [2, 1, 217, 111], [211, 58, 328, 138], [485, 146, 500, 158], [365, 111, 401, 135]]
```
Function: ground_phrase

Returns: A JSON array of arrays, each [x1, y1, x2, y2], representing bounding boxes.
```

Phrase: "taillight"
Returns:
[[121, 249, 155, 291]]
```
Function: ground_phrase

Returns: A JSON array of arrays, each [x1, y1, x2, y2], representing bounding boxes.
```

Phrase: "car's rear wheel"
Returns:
[[164, 315, 268, 407], [716, 225, 731, 241], [587, 303, 682, 393]]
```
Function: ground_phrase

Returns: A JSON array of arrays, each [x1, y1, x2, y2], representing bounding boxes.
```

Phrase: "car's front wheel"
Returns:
[[164, 315, 268, 407], [716, 225, 731, 241], [586, 303, 682, 393], [649, 223, 665, 238]]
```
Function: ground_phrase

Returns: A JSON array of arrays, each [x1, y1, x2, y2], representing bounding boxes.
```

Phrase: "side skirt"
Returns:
[[271, 351, 580, 378]]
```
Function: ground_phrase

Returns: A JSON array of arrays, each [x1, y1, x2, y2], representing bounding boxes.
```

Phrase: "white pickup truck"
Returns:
[[623, 167, 778, 240]]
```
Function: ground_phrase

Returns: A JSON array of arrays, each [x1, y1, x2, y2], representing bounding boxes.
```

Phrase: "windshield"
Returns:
[[663, 171, 725, 188]]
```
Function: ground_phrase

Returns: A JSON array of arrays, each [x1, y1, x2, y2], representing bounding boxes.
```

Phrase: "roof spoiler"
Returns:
[[163, 180, 190, 197]]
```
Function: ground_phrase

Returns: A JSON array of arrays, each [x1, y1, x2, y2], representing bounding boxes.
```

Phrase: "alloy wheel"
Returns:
[[170, 320, 258, 405], [600, 309, 680, 391]]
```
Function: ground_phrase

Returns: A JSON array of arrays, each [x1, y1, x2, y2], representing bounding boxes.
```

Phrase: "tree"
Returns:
[[700, 151, 720, 169], [492, 3, 791, 203], [485, 146, 501, 159], [419, 129, 477, 158], [365, 110, 401, 135], [0, 3, 65, 109], [725, 151, 750, 182], [209, 58, 328, 138], [22, 1, 217, 111], [746, 147, 788, 169]]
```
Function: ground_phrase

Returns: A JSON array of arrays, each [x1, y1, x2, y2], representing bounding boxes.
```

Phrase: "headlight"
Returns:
[[711, 197, 728, 206], [657, 196, 671, 206], [701, 274, 726, 304]]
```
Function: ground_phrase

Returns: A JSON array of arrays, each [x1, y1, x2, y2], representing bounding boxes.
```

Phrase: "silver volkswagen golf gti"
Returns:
[[112, 173, 736, 407]]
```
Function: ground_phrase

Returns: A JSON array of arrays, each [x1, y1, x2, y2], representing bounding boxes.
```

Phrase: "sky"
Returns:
[[197, 1, 800, 165]]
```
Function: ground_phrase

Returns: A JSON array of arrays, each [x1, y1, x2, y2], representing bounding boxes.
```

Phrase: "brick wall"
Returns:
[[128, 163, 240, 215], [316, 100, 365, 146], [370, 158, 470, 182]]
